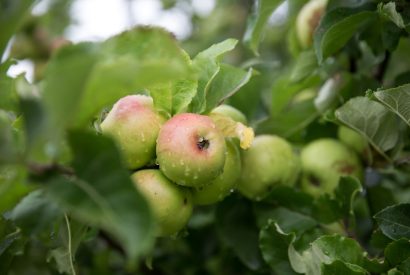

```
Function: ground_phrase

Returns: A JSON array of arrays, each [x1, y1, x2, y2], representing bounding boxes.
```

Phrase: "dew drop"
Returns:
[[229, 189, 235, 193]]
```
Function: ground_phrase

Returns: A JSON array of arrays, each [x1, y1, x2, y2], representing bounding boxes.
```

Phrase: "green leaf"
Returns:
[[335, 96, 400, 160], [216, 196, 264, 271], [312, 177, 362, 224], [271, 70, 320, 117], [264, 186, 314, 216], [47, 215, 88, 275], [0, 60, 18, 112], [204, 64, 253, 113], [255, 206, 317, 236], [374, 203, 410, 240], [0, 165, 30, 213], [45, 130, 155, 262], [257, 98, 318, 138], [42, 42, 100, 132], [314, 5, 377, 62], [378, 2, 405, 29], [289, 234, 366, 275], [373, 84, 410, 127], [195, 38, 238, 60], [190, 39, 238, 113], [398, 258, 410, 274], [243, 0, 284, 55], [259, 221, 298, 275], [66, 27, 191, 126], [149, 78, 198, 116], [290, 50, 318, 83], [388, 268, 405, 275], [0, 0, 35, 56], [0, 111, 18, 163], [322, 260, 368, 275], [10, 190, 62, 234], [385, 239, 410, 266]]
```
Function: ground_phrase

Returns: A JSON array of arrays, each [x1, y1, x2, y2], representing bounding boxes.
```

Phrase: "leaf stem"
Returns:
[[64, 214, 77, 275]]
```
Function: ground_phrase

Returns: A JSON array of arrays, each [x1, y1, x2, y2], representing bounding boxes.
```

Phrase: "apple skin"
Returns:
[[101, 95, 164, 169], [211, 104, 247, 125], [131, 169, 193, 236], [192, 139, 241, 205], [296, 0, 327, 48], [337, 126, 368, 156], [156, 113, 226, 187], [300, 138, 363, 197], [238, 135, 301, 201]]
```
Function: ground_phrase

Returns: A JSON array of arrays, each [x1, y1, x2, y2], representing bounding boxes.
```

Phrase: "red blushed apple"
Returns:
[[156, 113, 226, 187], [101, 95, 164, 169]]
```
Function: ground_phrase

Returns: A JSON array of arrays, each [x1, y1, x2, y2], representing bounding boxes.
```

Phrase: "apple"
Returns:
[[210, 104, 247, 125], [156, 113, 226, 187], [337, 126, 368, 156], [131, 169, 193, 236], [192, 139, 241, 205], [296, 0, 327, 48], [300, 138, 363, 197], [238, 135, 301, 201], [100, 95, 164, 169]]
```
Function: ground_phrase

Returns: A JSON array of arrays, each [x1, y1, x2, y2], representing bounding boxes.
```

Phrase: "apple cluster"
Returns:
[[100, 95, 247, 236], [100, 94, 366, 237]]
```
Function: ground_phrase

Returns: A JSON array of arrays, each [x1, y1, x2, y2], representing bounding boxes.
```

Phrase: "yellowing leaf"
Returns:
[[210, 114, 254, 149]]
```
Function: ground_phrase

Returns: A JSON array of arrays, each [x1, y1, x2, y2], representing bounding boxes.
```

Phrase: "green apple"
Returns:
[[211, 104, 247, 125], [238, 135, 301, 201], [100, 95, 164, 170], [337, 126, 368, 155], [131, 169, 193, 236], [156, 113, 226, 187], [192, 139, 241, 205], [296, 0, 327, 48], [300, 138, 363, 197]]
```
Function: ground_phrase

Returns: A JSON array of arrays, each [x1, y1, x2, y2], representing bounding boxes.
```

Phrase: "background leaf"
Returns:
[[243, 0, 284, 55], [216, 196, 264, 271], [45, 130, 155, 262], [373, 84, 410, 127], [335, 97, 400, 160], [374, 204, 410, 240], [0, 0, 35, 56], [314, 5, 377, 62], [259, 221, 297, 275], [76, 28, 191, 125]]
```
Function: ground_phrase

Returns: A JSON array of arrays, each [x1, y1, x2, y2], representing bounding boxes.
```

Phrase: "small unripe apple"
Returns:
[[238, 135, 301, 201], [296, 0, 327, 48], [192, 139, 241, 205], [100, 95, 164, 170], [131, 169, 193, 236], [156, 113, 226, 187], [211, 104, 247, 125], [337, 126, 368, 156], [300, 138, 363, 197]]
